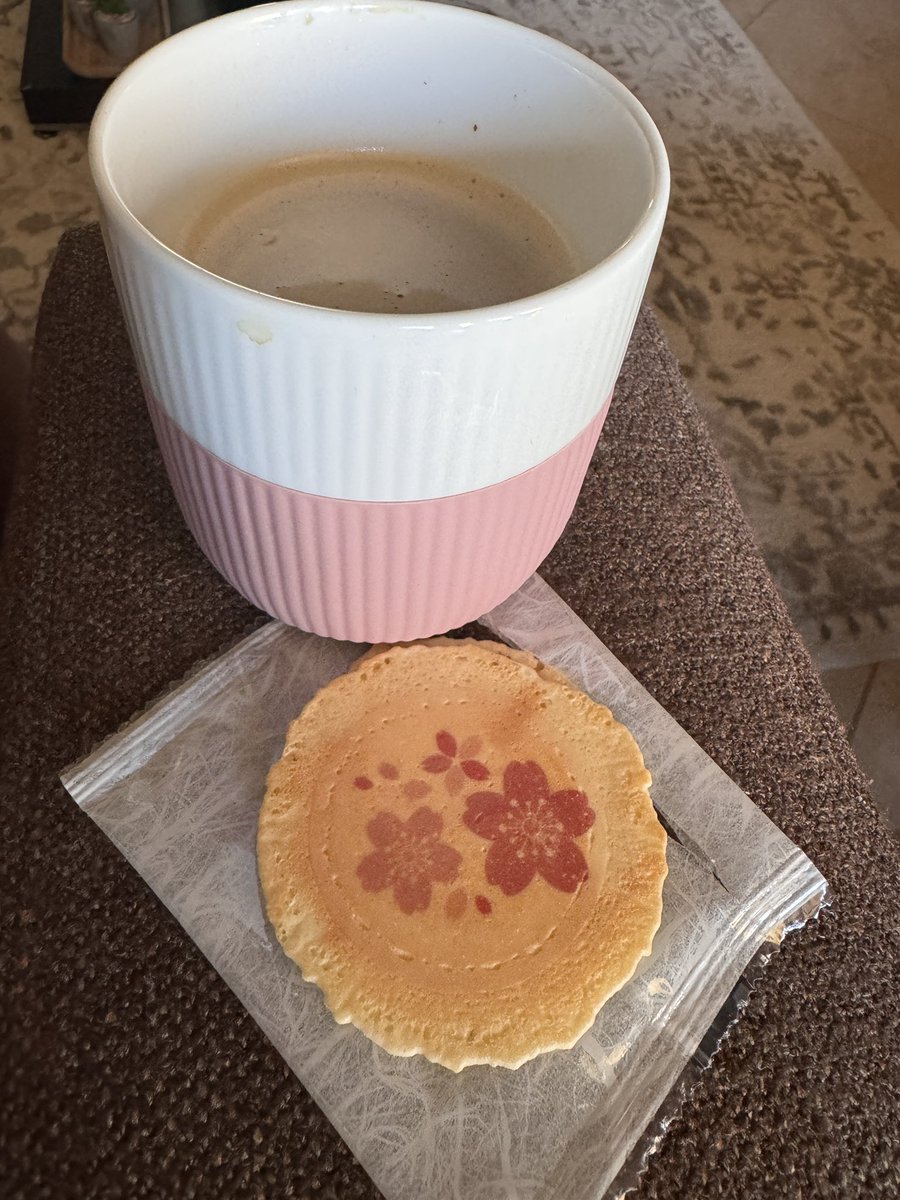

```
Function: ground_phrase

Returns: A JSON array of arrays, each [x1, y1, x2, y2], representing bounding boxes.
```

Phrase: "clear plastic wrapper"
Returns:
[[62, 575, 827, 1200]]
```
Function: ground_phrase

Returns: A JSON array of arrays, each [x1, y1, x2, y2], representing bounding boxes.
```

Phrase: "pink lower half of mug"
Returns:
[[146, 394, 609, 643]]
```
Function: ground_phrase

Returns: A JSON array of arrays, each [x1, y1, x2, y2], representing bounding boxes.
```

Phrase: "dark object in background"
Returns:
[[20, 0, 259, 128], [20, 0, 109, 128]]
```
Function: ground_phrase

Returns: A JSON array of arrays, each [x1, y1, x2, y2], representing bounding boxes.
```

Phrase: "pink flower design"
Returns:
[[421, 730, 490, 794], [357, 807, 462, 914], [402, 779, 431, 801], [463, 761, 595, 896]]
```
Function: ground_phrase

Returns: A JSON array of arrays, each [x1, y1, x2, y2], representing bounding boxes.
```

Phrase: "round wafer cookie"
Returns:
[[258, 639, 666, 1071]]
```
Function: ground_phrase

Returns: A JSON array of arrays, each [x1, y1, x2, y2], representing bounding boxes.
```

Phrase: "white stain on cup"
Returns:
[[237, 318, 272, 345]]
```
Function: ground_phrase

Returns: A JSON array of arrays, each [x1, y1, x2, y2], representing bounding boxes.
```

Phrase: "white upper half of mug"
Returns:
[[90, 0, 669, 502]]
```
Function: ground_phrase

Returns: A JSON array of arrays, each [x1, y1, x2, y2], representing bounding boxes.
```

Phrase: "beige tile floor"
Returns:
[[721, 0, 900, 831], [748, 0, 900, 228], [724, 0, 900, 228]]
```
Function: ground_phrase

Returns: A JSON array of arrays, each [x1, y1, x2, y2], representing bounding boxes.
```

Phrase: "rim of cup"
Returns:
[[90, 0, 670, 324]]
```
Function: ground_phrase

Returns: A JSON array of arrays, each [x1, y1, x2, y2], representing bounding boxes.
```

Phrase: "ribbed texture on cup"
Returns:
[[146, 394, 609, 642], [107, 224, 655, 501]]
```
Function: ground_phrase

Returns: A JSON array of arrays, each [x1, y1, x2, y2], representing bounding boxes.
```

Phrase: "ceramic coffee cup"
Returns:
[[90, 0, 668, 641]]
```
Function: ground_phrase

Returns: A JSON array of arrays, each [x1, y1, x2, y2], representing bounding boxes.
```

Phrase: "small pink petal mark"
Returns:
[[354, 776, 374, 790], [474, 895, 493, 916], [357, 807, 462, 915], [445, 889, 467, 919], [403, 779, 431, 801], [378, 762, 399, 780], [462, 760, 490, 780], [445, 765, 466, 795], [436, 730, 457, 757], [421, 729, 490, 790], [423, 754, 452, 774]]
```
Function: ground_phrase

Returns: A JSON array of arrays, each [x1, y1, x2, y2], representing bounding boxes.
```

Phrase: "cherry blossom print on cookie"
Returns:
[[421, 730, 490, 794], [463, 761, 595, 895], [357, 808, 462, 914]]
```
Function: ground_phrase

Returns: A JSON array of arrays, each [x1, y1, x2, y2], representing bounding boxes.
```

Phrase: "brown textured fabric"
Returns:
[[2, 225, 897, 1199]]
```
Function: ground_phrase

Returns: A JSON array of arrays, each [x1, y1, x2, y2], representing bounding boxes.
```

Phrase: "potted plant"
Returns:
[[93, 0, 140, 62], [67, 0, 99, 40]]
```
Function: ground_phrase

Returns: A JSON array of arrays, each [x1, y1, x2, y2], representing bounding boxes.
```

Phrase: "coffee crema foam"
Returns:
[[175, 151, 578, 314]]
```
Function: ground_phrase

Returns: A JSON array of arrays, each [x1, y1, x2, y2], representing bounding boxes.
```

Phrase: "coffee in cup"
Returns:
[[161, 151, 580, 315]]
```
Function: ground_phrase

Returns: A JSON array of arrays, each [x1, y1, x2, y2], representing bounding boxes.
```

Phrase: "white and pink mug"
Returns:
[[90, 0, 668, 642]]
